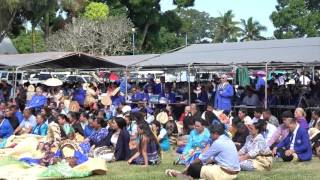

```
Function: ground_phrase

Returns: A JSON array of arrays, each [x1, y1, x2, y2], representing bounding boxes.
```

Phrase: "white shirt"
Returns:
[[158, 128, 167, 140], [264, 123, 277, 143], [242, 94, 260, 106], [299, 75, 310, 85], [290, 124, 300, 150]]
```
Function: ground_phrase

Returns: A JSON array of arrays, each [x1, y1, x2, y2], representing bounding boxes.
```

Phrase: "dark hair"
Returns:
[[68, 112, 78, 120], [238, 108, 247, 115], [41, 106, 52, 116], [114, 117, 127, 130], [194, 119, 207, 126], [36, 114, 46, 121], [263, 109, 272, 114], [151, 120, 162, 136], [281, 111, 293, 119], [130, 112, 145, 125], [253, 119, 266, 134], [94, 117, 106, 128], [208, 123, 225, 135], [254, 107, 263, 114], [80, 112, 89, 119], [232, 117, 241, 126], [204, 111, 219, 125], [58, 114, 69, 123], [313, 110, 320, 117]]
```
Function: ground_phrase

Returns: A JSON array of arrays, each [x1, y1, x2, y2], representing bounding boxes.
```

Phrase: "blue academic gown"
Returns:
[[214, 84, 234, 111], [15, 111, 24, 123], [73, 88, 86, 106], [0, 118, 13, 138], [277, 127, 312, 161], [27, 95, 47, 109], [119, 78, 132, 94], [255, 77, 265, 90], [155, 83, 165, 94], [131, 92, 145, 102], [160, 92, 176, 103], [112, 95, 125, 107]]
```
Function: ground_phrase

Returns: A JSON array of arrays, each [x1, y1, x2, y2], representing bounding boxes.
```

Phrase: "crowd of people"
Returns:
[[0, 70, 319, 179]]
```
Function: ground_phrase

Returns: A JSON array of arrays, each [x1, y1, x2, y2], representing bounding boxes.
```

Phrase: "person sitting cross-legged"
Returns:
[[272, 116, 312, 162], [166, 123, 240, 180]]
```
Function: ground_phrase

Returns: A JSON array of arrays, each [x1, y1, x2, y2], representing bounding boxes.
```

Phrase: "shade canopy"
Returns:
[[135, 37, 320, 68], [101, 54, 159, 67], [0, 52, 124, 69]]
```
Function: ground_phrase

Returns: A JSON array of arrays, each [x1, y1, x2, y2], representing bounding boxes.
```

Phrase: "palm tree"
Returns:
[[240, 17, 267, 41], [213, 10, 242, 43]]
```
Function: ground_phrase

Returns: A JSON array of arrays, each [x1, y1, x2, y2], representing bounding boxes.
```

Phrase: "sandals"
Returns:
[[165, 169, 181, 177]]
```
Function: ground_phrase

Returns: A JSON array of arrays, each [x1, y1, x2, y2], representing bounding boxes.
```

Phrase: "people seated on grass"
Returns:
[[272, 115, 312, 162], [261, 117, 277, 144], [13, 109, 36, 135], [5, 107, 20, 131], [238, 108, 252, 125], [127, 122, 161, 167], [166, 123, 240, 180], [267, 111, 291, 148], [57, 114, 75, 140], [176, 119, 210, 166], [309, 122, 320, 158], [104, 117, 131, 161], [238, 120, 273, 171], [151, 120, 170, 152], [232, 119, 249, 150], [0, 112, 13, 148], [309, 110, 320, 129], [294, 108, 309, 130], [32, 114, 48, 136], [262, 109, 279, 127]]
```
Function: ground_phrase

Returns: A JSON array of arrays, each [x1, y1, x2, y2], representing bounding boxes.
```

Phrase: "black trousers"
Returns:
[[186, 162, 203, 179], [277, 147, 293, 162]]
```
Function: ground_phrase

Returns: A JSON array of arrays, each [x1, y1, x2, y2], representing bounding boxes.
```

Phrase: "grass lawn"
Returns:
[[82, 150, 320, 180]]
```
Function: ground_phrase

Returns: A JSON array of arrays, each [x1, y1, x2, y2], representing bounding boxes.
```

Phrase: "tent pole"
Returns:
[[312, 66, 315, 82], [188, 63, 193, 105], [264, 62, 270, 109], [125, 66, 128, 101], [12, 66, 19, 101]]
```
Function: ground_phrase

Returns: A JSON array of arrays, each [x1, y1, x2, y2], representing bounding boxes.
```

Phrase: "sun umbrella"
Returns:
[[256, 71, 266, 76], [43, 78, 63, 87]]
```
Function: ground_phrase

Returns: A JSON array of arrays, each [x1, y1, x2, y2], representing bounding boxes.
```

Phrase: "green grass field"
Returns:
[[82, 150, 320, 180]]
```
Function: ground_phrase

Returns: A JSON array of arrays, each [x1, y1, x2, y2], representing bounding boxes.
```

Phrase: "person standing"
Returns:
[[214, 74, 234, 112]]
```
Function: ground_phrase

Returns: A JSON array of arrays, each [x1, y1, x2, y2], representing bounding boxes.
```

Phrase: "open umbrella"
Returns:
[[109, 72, 119, 82], [43, 78, 63, 87]]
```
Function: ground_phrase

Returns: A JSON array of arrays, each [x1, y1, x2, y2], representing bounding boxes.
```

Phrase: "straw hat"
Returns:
[[156, 112, 169, 125], [122, 105, 131, 114], [112, 87, 120, 96], [43, 78, 63, 87], [27, 85, 35, 92], [101, 94, 112, 106], [69, 101, 80, 112], [73, 158, 107, 175], [59, 139, 82, 158]]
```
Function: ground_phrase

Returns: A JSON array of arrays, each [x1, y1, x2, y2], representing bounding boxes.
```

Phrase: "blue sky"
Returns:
[[161, 0, 277, 37]]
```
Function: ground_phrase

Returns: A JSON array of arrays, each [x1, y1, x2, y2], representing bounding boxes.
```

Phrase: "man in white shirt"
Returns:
[[241, 88, 260, 106], [299, 73, 310, 86], [13, 109, 36, 135]]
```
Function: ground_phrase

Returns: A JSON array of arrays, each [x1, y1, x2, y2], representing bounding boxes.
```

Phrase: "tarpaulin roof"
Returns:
[[101, 54, 159, 66], [135, 37, 320, 67], [0, 52, 124, 69]]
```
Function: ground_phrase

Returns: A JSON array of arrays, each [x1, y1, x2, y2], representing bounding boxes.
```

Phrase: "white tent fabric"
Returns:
[[0, 37, 18, 55], [135, 37, 320, 67]]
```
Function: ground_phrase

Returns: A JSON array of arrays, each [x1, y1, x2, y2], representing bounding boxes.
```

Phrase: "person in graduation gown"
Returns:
[[0, 112, 13, 139], [26, 87, 47, 110], [159, 87, 176, 103], [131, 86, 145, 102], [155, 77, 166, 94], [214, 74, 234, 112], [72, 83, 86, 106]]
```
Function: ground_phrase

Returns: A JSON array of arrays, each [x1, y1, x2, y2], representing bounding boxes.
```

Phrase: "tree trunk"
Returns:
[[140, 22, 151, 50], [31, 23, 36, 53], [0, 10, 17, 43], [44, 12, 50, 42]]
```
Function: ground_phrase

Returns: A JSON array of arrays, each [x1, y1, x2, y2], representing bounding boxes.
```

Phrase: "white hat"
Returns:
[[121, 105, 131, 114], [244, 116, 254, 125], [156, 112, 169, 124]]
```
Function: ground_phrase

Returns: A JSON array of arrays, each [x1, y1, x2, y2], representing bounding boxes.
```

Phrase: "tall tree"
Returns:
[[270, 0, 320, 39], [0, 0, 24, 43], [176, 8, 215, 44], [213, 10, 242, 43], [240, 17, 267, 41], [84, 2, 109, 21], [47, 16, 133, 55]]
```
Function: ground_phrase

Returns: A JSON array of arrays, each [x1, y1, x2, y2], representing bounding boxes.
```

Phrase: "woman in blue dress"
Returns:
[[176, 119, 210, 166], [151, 120, 170, 151]]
